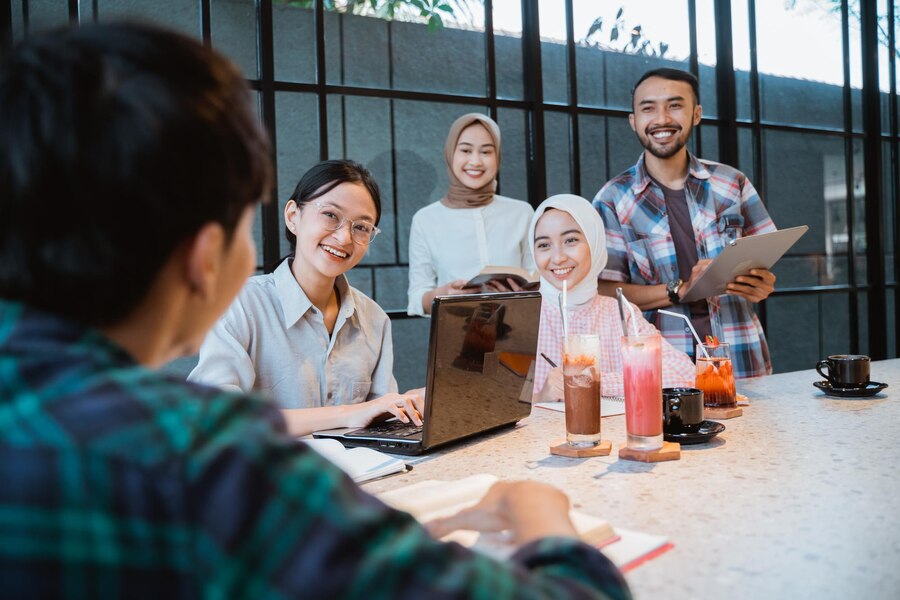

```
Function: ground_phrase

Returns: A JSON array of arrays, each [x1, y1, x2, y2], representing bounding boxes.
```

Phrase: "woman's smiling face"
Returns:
[[533, 209, 591, 290], [451, 123, 498, 190]]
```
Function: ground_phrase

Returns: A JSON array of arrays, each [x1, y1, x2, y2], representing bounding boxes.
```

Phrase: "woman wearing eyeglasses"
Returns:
[[189, 160, 423, 436]]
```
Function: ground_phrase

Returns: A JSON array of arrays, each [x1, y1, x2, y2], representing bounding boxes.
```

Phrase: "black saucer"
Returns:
[[663, 420, 725, 445], [813, 380, 888, 398]]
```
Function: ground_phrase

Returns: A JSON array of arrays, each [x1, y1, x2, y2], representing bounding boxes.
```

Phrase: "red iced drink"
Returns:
[[696, 340, 736, 408], [621, 332, 663, 451]]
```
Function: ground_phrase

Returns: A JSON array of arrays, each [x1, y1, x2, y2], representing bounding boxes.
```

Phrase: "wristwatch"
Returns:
[[666, 279, 683, 305]]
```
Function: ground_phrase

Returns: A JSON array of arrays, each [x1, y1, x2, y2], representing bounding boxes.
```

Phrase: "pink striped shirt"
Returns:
[[534, 295, 696, 398]]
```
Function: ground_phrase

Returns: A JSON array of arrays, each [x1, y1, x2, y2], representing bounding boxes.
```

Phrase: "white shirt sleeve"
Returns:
[[406, 211, 437, 316], [188, 301, 257, 393]]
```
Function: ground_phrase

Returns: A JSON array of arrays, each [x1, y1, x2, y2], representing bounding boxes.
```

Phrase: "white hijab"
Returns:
[[528, 194, 608, 309]]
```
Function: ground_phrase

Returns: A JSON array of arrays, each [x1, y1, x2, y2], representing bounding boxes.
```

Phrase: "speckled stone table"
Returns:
[[364, 359, 900, 599]]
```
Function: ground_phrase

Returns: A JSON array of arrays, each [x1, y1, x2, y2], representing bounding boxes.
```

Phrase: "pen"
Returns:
[[540, 353, 558, 368]]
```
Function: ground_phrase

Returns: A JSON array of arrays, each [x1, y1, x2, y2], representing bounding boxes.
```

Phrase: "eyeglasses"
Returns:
[[305, 200, 381, 245]]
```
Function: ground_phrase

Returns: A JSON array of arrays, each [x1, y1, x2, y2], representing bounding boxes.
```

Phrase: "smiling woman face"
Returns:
[[533, 209, 591, 291], [285, 181, 377, 281], [451, 123, 498, 190]]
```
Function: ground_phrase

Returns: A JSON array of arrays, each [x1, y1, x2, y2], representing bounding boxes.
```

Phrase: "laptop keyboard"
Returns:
[[346, 421, 423, 439]]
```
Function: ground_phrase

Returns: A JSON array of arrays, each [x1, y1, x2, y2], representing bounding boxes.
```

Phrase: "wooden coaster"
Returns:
[[736, 393, 750, 406], [618, 441, 681, 462], [550, 439, 612, 457], [705, 405, 743, 419]]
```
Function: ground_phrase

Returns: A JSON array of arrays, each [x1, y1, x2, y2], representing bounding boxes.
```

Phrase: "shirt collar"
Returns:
[[631, 150, 711, 195], [273, 258, 357, 329]]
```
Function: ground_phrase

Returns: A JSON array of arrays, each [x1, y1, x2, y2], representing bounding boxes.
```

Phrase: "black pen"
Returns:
[[540, 353, 558, 368]]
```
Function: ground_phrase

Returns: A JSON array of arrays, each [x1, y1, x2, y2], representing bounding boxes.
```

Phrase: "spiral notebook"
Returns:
[[534, 397, 626, 417]]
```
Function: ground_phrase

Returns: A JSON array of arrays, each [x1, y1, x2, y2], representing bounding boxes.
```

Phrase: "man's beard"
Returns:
[[639, 125, 691, 159]]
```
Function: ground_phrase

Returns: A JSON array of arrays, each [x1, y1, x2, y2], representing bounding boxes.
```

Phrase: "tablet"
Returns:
[[679, 225, 808, 303]]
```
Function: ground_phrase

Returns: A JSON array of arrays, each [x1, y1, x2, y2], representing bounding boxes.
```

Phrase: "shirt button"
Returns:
[[327, 392, 333, 400]]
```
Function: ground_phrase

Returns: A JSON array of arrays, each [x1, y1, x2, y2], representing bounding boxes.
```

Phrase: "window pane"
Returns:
[[324, 12, 388, 87], [767, 294, 851, 373], [540, 0, 568, 105], [732, 0, 752, 121], [275, 93, 320, 259], [756, 1, 845, 128], [698, 124, 719, 164], [327, 96, 396, 267], [763, 130, 850, 287], [323, 3, 486, 95], [880, 0, 892, 134], [737, 126, 757, 184], [544, 111, 571, 197], [393, 101, 487, 266], [884, 142, 897, 284], [695, 0, 717, 118], [850, 6, 864, 132], [607, 117, 645, 176], [573, 1, 691, 110], [273, 3, 316, 83], [494, 0, 524, 100], [496, 108, 529, 204], [99, 0, 198, 36], [213, 0, 260, 79]]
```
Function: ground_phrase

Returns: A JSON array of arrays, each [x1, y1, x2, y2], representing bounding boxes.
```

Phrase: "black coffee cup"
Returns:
[[815, 355, 870, 389], [663, 387, 704, 434]]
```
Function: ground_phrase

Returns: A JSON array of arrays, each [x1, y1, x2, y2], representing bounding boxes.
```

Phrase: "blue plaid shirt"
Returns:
[[593, 152, 776, 378], [0, 299, 630, 599]]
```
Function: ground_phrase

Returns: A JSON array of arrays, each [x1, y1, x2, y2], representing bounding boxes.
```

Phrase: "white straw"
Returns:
[[623, 297, 640, 337], [658, 309, 711, 361], [560, 280, 569, 341]]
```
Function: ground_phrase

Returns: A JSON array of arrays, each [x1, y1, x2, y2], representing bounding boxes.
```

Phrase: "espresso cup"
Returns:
[[815, 355, 870, 389], [663, 387, 705, 434]]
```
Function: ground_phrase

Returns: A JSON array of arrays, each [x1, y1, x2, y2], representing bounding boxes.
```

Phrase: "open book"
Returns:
[[378, 474, 670, 570], [303, 438, 408, 483], [465, 266, 540, 290]]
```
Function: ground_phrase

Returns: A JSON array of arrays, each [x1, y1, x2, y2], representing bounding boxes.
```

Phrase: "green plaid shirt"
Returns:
[[0, 300, 630, 599]]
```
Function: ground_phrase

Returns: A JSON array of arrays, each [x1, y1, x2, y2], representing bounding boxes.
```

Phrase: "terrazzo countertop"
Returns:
[[364, 359, 900, 599]]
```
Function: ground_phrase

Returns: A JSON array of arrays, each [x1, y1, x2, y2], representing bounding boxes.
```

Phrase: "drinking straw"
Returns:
[[559, 280, 569, 341], [658, 309, 711, 361], [614, 288, 628, 333], [622, 296, 640, 337], [540, 353, 558, 368]]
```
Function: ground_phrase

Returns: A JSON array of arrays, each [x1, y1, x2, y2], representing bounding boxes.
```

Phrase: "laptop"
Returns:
[[314, 291, 542, 455]]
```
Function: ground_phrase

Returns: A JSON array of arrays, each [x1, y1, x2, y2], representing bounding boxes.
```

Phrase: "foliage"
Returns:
[[276, 0, 476, 32], [583, 7, 669, 58], [787, 0, 899, 60]]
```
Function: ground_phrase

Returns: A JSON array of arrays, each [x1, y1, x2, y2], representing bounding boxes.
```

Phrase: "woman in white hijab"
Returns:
[[530, 194, 695, 401]]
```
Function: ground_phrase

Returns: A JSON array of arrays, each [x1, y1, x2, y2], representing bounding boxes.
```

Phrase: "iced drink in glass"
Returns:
[[562, 334, 602, 447], [695, 341, 736, 407], [621, 332, 663, 451]]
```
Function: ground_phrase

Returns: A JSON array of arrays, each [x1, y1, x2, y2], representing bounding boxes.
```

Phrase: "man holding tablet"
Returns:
[[594, 68, 776, 378]]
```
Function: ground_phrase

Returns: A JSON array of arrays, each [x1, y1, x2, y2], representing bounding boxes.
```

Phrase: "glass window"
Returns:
[[695, 0, 717, 119], [275, 92, 320, 259], [573, 1, 691, 110], [213, 0, 260, 80], [493, 0, 524, 100], [544, 111, 571, 196], [737, 126, 757, 184], [540, 0, 568, 105], [884, 142, 897, 284], [578, 114, 609, 200], [327, 95, 396, 267], [766, 294, 851, 373], [763, 130, 851, 287], [607, 117, 645, 176], [756, 0, 845, 128], [496, 108, 529, 203], [272, 2, 316, 83], [99, 0, 198, 36], [731, 0, 752, 121], [698, 124, 719, 164], [849, 7, 864, 132], [880, 0, 892, 134]]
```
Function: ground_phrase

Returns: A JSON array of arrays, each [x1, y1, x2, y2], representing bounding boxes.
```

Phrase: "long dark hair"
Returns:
[[284, 159, 381, 248]]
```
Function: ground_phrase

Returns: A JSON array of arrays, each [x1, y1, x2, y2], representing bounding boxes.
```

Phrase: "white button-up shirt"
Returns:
[[406, 195, 535, 316], [189, 259, 397, 409]]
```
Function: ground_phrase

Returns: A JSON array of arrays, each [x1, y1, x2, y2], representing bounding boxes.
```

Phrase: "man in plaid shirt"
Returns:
[[0, 23, 629, 599], [593, 68, 776, 378]]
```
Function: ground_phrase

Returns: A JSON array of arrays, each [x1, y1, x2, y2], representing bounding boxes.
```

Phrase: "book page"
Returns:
[[303, 439, 407, 483]]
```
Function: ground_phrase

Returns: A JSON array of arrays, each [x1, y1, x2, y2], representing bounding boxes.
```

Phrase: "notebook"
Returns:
[[314, 291, 542, 455]]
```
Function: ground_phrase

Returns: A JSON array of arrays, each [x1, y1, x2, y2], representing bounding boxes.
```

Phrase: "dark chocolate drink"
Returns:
[[563, 367, 601, 442]]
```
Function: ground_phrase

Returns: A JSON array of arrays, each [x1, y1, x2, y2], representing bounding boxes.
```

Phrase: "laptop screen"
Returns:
[[424, 292, 541, 448]]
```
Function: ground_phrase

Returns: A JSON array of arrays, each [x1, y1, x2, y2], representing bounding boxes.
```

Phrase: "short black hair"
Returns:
[[0, 22, 272, 326], [631, 68, 700, 106], [284, 160, 381, 248]]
